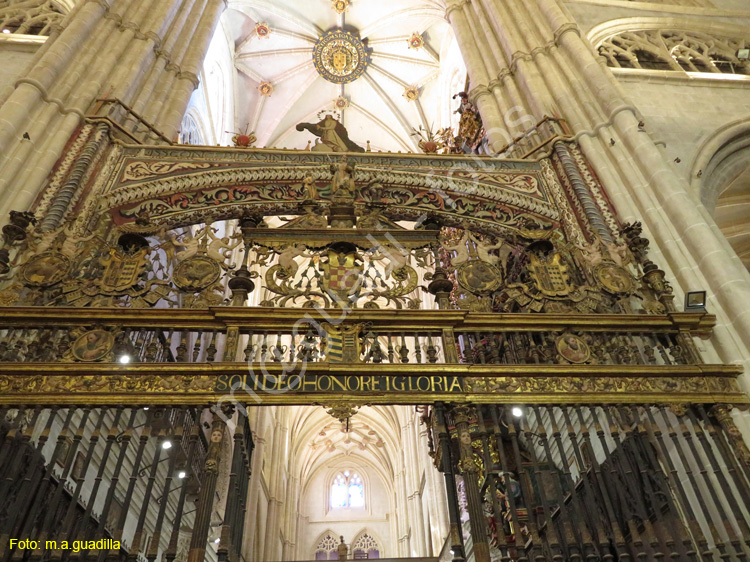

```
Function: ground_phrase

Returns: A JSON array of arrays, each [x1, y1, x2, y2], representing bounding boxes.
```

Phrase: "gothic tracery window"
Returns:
[[315, 533, 339, 560], [330, 471, 364, 508], [179, 114, 204, 146], [598, 30, 749, 76], [352, 533, 381, 559], [0, 0, 64, 36]]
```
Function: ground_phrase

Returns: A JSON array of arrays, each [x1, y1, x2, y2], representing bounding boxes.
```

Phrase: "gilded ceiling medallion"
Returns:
[[330, 0, 350, 14], [313, 30, 368, 84]]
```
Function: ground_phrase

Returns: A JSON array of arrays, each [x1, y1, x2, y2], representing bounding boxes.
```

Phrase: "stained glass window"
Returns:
[[330, 471, 364, 508]]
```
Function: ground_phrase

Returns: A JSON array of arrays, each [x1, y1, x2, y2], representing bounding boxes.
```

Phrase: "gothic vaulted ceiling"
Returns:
[[223, 0, 464, 152]]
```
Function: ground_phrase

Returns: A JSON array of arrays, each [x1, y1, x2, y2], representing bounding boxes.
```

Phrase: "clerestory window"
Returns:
[[330, 471, 364, 508]]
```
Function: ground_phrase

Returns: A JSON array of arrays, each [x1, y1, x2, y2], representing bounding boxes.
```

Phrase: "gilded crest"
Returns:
[[527, 242, 573, 297], [322, 323, 363, 363], [99, 248, 149, 293], [321, 244, 363, 300], [21, 252, 70, 287]]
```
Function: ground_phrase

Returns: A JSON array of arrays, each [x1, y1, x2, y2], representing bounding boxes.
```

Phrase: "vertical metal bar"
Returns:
[[586, 406, 646, 561], [564, 406, 630, 561], [708, 406, 750, 490], [14, 408, 75, 544], [434, 403, 466, 562], [129, 428, 168, 558], [642, 406, 705, 560], [674, 405, 747, 560], [147, 410, 185, 562], [0, 408, 57, 559], [698, 406, 750, 509], [530, 406, 585, 562], [47, 408, 113, 558], [685, 407, 750, 555], [165, 410, 201, 562], [95, 408, 139, 562], [624, 406, 696, 561], [503, 406, 548, 562], [553, 406, 610, 561], [658, 407, 731, 561], [602, 406, 667, 558]]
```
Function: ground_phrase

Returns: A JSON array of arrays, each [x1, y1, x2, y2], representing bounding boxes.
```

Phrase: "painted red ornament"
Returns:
[[236, 135, 251, 147], [422, 141, 438, 153]]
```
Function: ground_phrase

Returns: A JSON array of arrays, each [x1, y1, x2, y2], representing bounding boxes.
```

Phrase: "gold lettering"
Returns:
[[392, 377, 406, 391], [416, 376, 431, 391], [448, 377, 462, 392], [317, 376, 332, 391], [431, 376, 444, 392], [331, 376, 347, 392], [360, 376, 372, 392], [346, 375, 360, 391], [303, 376, 318, 392]]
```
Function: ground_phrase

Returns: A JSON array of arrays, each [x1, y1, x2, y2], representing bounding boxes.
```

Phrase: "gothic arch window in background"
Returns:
[[179, 114, 204, 146], [598, 30, 749, 76], [315, 533, 339, 560], [352, 533, 381, 559], [0, 0, 64, 36], [331, 471, 364, 508]]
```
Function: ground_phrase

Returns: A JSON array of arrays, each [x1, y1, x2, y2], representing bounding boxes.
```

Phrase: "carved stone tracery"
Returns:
[[599, 29, 749, 75]]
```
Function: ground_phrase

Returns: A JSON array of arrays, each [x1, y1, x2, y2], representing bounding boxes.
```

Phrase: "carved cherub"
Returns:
[[372, 245, 410, 277], [475, 235, 508, 267], [441, 231, 470, 266], [207, 228, 242, 265], [276, 243, 308, 276]]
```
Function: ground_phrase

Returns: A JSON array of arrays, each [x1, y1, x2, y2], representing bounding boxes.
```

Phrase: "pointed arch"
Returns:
[[312, 529, 341, 560], [351, 529, 384, 559]]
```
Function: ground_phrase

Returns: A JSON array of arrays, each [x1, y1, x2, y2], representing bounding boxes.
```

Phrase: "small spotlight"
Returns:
[[2, 29, 10, 34], [512, 407, 523, 418], [118, 354, 131, 364], [685, 290, 707, 312], [178, 470, 187, 479], [162, 440, 173, 450], [214, 538, 220, 544], [143, 407, 149, 411]]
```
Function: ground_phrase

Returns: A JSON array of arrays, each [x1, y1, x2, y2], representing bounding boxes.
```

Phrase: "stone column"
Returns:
[[444, 0, 506, 151], [0, 0, 226, 224]]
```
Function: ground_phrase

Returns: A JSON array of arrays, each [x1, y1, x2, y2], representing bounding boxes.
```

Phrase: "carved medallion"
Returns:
[[595, 263, 634, 294], [555, 333, 590, 364], [21, 252, 70, 287], [174, 255, 221, 291], [457, 261, 502, 294], [313, 30, 368, 84], [71, 330, 115, 362]]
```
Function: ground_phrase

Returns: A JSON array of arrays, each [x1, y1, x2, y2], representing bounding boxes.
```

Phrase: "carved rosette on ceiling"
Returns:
[[313, 30, 369, 84]]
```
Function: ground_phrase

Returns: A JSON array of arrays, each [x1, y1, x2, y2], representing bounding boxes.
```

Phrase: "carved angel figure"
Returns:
[[296, 114, 365, 152]]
